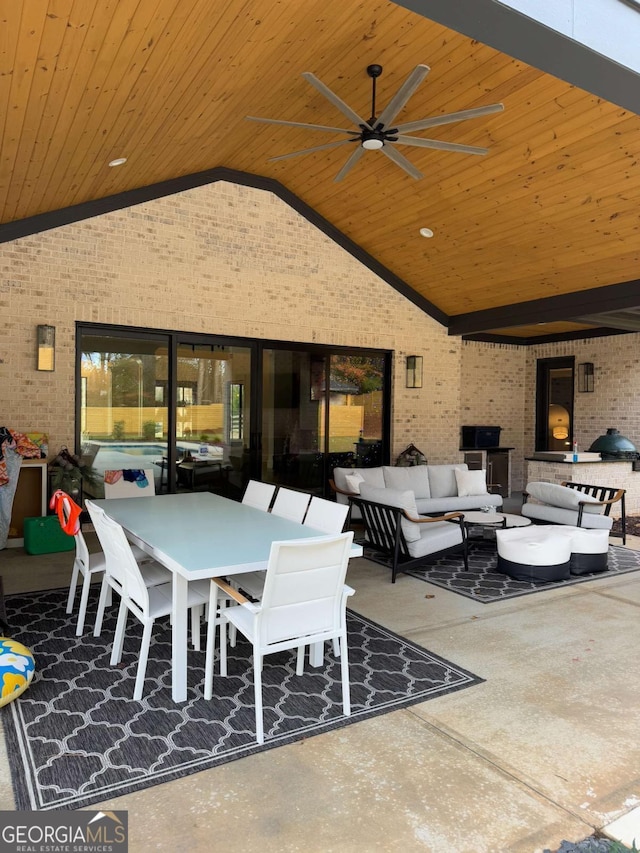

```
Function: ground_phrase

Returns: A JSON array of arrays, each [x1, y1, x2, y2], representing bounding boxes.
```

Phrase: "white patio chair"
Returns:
[[303, 496, 349, 534], [104, 469, 156, 498], [204, 532, 355, 744], [270, 487, 311, 524], [51, 489, 157, 637], [241, 480, 276, 511], [86, 500, 215, 700], [238, 495, 349, 601]]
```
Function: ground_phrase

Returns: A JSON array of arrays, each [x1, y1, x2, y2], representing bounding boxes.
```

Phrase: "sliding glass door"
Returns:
[[79, 330, 170, 498], [172, 342, 252, 497], [261, 347, 389, 495], [78, 325, 390, 500], [328, 354, 385, 469]]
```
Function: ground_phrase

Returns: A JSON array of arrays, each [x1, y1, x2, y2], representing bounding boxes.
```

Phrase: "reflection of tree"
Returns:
[[331, 357, 384, 395], [82, 353, 151, 407]]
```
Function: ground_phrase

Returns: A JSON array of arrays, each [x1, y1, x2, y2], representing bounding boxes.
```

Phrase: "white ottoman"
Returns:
[[554, 526, 609, 575], [496, 527, 571, 582]]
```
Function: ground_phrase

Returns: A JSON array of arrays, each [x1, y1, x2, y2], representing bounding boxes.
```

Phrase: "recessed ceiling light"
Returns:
[[419, 227, 434, 238], [108, 157, 127, 167]]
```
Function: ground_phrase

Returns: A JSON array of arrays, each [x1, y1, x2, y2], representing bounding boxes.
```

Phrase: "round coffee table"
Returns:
[[462, 511, 531, 547]]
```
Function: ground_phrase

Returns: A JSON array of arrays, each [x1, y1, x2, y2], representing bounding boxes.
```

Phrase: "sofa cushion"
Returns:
[[526, 482, 603, 514], [383, 465, 431, 499], [406, 521, 463, 559], [427, 464, 467, 499], [454, 468, 489, 497], [521, 502, 613, 530], [359, 484, 421, 543], [416, 494, 502, 515]]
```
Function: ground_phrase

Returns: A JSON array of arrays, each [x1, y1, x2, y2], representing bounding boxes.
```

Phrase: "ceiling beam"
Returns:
[[448, 278, 640, 335], [393, 0, 640, 115]]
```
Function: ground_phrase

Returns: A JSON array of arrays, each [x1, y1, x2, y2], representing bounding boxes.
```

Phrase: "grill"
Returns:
[[588, 428, 638, 460]]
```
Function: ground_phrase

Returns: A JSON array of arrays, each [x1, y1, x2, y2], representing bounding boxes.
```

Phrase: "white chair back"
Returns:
[[86, 500, 149, 612], [242, 480, 276, 511], [258, 532, 353, 647], [104, 469, 156, 498], [270, 487, 311, 524], [303, 496, 349, 534]]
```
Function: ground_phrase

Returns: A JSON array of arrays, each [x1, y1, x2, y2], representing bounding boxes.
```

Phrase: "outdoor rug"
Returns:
[[1, 588, 484, 811], [395, 544, 640, 603]]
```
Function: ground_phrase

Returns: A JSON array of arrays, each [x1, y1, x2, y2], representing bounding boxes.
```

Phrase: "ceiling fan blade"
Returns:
[[334, 146, 366, 182], [395, 103, 504, 135], [302, 72, 372, 129], [375, 64, 430, 129], [268, 139, 355, 162], [245, 116, 359, 135], [394, 135, 488, 155], [380, 145, 423, 180]]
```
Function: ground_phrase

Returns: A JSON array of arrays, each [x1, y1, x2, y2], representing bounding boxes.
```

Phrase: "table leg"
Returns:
[[172, 573, 189, 702]]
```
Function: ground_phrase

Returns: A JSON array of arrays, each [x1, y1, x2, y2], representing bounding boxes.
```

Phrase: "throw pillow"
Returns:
[[454, 468, 489, 497], [358, 484, 422, 542], [344, 472, 365, 494]]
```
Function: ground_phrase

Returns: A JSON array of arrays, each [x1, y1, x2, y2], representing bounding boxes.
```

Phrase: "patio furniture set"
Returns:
[[333, 465, 626, 584], [47, 479, 362, 745]]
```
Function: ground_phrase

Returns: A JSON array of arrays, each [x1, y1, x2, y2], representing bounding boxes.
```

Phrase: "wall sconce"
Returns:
[[406, 355, 423, 388], [578, 362, 594, 393], [36, 324, 56, 371]]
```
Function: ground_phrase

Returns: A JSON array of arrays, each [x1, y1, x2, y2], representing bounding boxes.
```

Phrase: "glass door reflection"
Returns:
[[173, 343, 251, 497], [79, 333, 169, 499]]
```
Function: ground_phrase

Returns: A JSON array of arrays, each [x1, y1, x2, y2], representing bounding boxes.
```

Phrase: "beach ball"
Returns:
[[0, 638, 35, 707]]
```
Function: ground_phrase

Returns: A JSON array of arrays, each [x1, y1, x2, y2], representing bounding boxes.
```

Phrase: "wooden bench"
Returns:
[[351, 495, 468, 583]]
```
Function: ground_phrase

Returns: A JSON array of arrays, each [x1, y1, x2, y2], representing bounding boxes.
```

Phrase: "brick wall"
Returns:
[[527, 335, 640, 457], [460, 341, 526, 489], [0, 180, 464, 464]]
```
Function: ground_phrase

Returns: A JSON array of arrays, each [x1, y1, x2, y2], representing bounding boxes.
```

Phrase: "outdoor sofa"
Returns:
[[331, 463, 502, 519]]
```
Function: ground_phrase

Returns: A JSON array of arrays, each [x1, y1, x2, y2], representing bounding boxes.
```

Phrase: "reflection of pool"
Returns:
[[106, 444, 165, 457], [86, 441, 224, 484]]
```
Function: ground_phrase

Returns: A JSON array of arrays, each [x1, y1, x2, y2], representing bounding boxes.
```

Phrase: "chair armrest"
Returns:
[[403, 510, 464, 524], [212, 577, 250, 605], [578, 494, 623, 509]]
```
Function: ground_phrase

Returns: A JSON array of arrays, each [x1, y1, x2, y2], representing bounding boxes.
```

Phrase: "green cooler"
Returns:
[[23, 515, 75, 555]]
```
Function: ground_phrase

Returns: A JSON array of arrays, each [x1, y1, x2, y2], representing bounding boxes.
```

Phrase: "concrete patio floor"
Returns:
[[1, 528, 639, 852]]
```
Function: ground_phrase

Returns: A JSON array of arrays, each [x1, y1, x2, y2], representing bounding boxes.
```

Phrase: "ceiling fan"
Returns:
[[246, 64, 504, 182]]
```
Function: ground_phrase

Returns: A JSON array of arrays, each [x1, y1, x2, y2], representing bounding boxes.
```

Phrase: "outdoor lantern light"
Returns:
[[36, 324, 56, 371], [406, 355, 423, 389], [578, 362, 594, 393]]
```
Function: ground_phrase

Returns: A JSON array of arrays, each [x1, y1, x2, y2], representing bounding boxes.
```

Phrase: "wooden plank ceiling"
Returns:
[[2, 0, 640, 341]]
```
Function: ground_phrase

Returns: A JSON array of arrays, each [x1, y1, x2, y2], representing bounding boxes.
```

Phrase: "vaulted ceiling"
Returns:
[[2, 0, 640, 342]]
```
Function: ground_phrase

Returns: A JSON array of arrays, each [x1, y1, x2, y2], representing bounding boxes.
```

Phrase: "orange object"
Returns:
[[49, 490, 82, 536]]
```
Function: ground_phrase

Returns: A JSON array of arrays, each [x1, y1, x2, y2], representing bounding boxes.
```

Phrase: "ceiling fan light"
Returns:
[[362, 138, 384, 150]]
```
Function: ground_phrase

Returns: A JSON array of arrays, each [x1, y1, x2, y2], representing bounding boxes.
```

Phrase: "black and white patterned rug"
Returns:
[[1, 588, 484, 811], [396, 545, 640, 603]]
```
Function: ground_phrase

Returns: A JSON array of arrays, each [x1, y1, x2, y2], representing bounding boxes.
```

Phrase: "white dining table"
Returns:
[[94, 492, 362, 702]]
